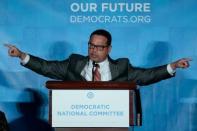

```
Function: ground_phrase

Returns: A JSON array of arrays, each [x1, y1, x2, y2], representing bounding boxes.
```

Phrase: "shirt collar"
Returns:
[[88, 58, 109, 68]]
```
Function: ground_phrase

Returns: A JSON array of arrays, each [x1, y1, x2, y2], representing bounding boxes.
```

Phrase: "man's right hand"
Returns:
[[4, 44, 26, 60]]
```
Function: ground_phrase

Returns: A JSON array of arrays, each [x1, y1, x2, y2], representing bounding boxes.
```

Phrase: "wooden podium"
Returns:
[[46, 81, 142, 131]]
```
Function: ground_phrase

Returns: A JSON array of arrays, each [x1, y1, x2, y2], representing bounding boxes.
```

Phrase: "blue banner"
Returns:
[[0, 0, 197, 131]]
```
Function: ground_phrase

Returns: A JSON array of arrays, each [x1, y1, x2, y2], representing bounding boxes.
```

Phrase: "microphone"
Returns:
[[92, 61, 96, 67], [92, 61, 96, 81]]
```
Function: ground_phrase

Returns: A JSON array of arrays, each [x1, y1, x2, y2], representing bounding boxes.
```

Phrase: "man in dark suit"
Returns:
[[0, 111, 9, 131], [5, 29, 190, 84], [4, 29, 191, 130]]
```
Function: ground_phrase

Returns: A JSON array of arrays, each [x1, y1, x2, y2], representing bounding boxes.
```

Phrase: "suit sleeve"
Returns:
[[23, 55, 69, 80], [128, 63, 175, 86]]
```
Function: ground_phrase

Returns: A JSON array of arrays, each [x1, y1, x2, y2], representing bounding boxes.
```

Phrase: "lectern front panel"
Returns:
[[51, 90, 130, 127]]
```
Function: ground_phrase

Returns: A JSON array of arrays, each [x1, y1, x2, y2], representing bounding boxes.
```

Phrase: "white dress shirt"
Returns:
[[81, 58, 112, 81]]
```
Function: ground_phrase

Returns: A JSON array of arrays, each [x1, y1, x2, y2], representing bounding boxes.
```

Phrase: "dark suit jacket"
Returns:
[[24, 54, 173, 86], [0, 111, 9, 131]]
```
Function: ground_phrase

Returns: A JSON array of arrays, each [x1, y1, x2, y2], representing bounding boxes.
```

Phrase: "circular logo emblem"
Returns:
[[87, 92, 94, 99]]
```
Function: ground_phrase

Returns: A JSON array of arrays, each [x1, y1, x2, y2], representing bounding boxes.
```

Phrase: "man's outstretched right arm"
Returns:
[[4, 44, 69, 80]]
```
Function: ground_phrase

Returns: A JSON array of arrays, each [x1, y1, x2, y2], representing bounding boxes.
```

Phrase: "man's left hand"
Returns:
[[170, 58, 192, 70]]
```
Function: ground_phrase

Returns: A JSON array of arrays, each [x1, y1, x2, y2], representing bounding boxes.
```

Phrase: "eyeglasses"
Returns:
[[88, 42, 109, 51]]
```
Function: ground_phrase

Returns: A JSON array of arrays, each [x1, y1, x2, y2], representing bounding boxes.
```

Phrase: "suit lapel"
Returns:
[[108, 57, 119, 81], [75, 56, 89, 81]]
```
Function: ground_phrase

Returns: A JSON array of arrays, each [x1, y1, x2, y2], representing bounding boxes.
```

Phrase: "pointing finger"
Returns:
[[4, 43, 14, 49], [183, 58, 192, 62]]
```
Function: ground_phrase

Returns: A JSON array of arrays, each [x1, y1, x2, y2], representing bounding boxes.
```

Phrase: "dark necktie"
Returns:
[[93, 64, 101, 81]]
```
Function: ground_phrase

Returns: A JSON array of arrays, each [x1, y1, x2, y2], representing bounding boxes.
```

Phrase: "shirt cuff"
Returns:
[[21, 54, 30, 65], [167, 64, 176, 76]]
